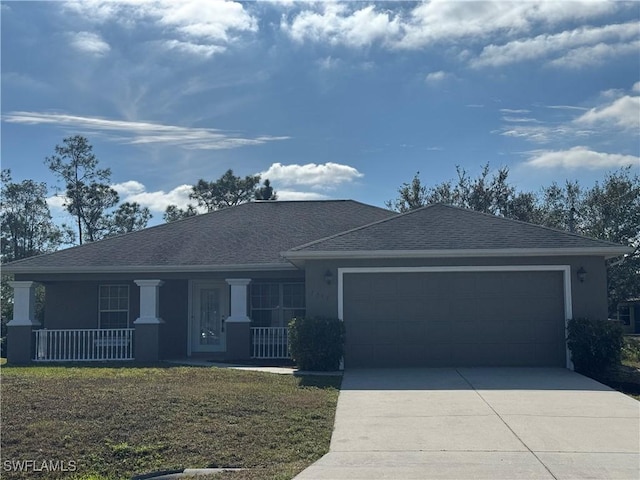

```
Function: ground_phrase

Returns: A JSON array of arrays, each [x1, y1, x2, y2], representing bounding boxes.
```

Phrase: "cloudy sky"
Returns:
[[2, 0, 639, 225]]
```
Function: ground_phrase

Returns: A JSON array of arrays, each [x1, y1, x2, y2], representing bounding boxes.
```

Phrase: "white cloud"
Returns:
[[544, 105, 589, 111], [498, 124, 584, 144], [46, 195, 67, 210], [398, 0, 617, 49], [500, 109, 530, 114], [472, 22, 638, 68], [275, 190, 330, 201], [282, 3, 402, 48], [48, 181, 196, 215], [114, 182, 195, 213], [2, 111, 289, 150], [260, 162, 364, 189], [526, 147, 639, 170], [317, 56, 343, 70], [111, 180, 147, 197], [548, 39, 640, 69], [502, 116, 541, 123], [633, 82, 640, 93], [424, 71, 451, 84], [63, 0, 257, 57], [162, 39, 226, 57], [283, 1, 619, 50], [69, 31, 111, 56], [574, 95, 640, 130]]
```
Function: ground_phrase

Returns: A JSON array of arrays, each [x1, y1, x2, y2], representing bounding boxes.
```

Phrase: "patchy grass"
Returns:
[[1, 365, 341, 480]]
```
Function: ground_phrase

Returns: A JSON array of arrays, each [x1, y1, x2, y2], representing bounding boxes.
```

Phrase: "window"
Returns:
[[250, 282, 305, 327], [617, 305, 631, 326], [99, 285, 130, 329]]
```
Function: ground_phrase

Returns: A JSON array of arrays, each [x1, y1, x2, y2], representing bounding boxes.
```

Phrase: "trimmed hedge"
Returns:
[[567, 318, 624, 373], [288, 317, 344, 371]]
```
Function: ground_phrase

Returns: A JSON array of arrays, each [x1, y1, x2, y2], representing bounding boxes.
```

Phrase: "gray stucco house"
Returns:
[[4, 200, 631, 368]]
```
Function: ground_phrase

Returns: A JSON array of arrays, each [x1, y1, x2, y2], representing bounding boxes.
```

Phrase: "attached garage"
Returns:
[[341, 267, 569, 368], [285, 204, 628, 370]]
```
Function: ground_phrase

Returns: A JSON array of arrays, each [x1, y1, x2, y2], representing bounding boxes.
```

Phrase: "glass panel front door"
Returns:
[[192, 283, 227, 352]]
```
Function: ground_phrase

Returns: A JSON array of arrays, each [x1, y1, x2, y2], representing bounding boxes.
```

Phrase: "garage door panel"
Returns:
[[422, 301, 450, 320], [425, 320, 451, 343], [535, 342, 565, 366], [530, 319, 565, 343], [343, 271, 565, 368], [449, 299, 478, 322], [395, 320, 428, 344], [452, 343, 510, 366]]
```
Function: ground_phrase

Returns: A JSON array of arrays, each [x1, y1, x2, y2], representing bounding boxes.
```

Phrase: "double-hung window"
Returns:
[[98, 285, 130, 329], [250, 282, 305, 327], [617, 305, 631, 326]]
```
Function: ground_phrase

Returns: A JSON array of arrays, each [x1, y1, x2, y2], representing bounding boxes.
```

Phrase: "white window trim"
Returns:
[[98, 284, 130, 329], [337, 265, 573, 369]]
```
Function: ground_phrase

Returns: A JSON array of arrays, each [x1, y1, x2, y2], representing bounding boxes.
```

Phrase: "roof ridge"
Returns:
[[289, 204, 407, 251]]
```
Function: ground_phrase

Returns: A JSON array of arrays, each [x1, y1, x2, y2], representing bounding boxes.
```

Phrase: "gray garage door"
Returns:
[[343, 271, 566, 368]]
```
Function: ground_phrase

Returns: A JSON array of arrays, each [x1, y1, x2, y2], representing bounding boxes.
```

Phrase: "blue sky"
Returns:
[[2, 0, 639, 226]]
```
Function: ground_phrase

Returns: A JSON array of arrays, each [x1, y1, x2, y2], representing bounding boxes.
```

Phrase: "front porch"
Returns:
[[29, 326, 290, 362], [6, 278, 295, 364]]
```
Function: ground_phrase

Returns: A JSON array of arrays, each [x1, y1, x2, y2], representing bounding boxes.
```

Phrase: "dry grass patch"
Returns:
[[1, 365, 340, 480]]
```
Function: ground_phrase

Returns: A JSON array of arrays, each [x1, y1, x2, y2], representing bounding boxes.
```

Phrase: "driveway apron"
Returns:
[[294, 368, 640, 480]]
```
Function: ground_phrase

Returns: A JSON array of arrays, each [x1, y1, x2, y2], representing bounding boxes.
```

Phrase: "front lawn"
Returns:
[[0, 365, 341, 480]]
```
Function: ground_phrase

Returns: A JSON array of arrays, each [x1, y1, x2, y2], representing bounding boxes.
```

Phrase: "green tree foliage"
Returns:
[[164, 170, 276, 222], [45, 136, 151, 242], [255, 179, 278, 200], [45, 136, 118, 244], [111, 202, 152, 235], [385, 172, 429, 212], [386, 164, 538, 222], [582, 168, 640, 313], [1, 169, 70, 262], [163, 204, 198, 223], [191, 169, 261, 210]]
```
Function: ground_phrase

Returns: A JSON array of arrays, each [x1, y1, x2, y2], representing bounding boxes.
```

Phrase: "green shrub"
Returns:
[[288, 317, 344, 371], [622, 337, 640, 364], [567, 318, 624, 373]]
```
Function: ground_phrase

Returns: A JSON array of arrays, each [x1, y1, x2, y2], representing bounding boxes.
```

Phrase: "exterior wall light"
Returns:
[[324, 270, 333, 285], [576, 267, 587, 283]]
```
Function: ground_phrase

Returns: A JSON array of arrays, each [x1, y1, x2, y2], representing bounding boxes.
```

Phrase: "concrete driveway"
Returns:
[[295, 368, 640, 480]]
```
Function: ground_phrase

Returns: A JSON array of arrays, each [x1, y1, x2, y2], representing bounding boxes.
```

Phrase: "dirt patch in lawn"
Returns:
[[1, 365, 340, 480]]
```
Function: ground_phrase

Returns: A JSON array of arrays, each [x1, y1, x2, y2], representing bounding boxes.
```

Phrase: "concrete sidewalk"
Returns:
[[294, 368, 640, 480]]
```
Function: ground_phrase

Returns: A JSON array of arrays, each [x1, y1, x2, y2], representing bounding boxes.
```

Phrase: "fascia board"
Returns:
[[282, 246, 632, 260]]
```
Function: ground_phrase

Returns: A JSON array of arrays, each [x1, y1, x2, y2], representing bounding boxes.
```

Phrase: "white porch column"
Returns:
[[226, 278, 251, 322], [134, 280, 164, 324], [7, 281, 39, 327]]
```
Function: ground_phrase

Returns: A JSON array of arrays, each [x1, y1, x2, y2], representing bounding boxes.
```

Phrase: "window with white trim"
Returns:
[[250, 282, 305, 327], [99, 285, 130, 329], [617, 305, 631, 326]]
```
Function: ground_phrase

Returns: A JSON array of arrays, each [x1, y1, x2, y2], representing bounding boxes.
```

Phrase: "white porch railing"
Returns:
[[251, 327, 290, 359], [34, 329, 134, 362]]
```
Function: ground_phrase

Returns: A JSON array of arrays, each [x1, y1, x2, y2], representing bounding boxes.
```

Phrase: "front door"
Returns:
[[191, 282, 228, 353]]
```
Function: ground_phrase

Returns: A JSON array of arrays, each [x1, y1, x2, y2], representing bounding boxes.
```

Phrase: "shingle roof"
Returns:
[[3, 201, 396, 272], [287, 204, 630, 255]]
